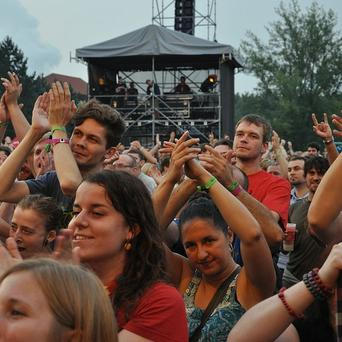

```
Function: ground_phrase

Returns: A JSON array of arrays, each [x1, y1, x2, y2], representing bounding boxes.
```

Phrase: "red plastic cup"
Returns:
[[283, 223, 296, 252]]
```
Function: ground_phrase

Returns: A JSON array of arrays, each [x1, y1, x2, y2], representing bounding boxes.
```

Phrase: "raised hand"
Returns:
[[318, 242, 342, 289], [53, 228, 80, 264], [271, 130, 281, 150], [163, 131, 200, 184], [0, 238, 22, 278], [312, 113, 333, 140], [103, 151, 120, 170], [185, 157, 210, 181], [48, 82, 76, 127], [130, 140, 142, 150], [198, 145, 235, 185], [6, 237, 22, 260], [31, 93, 50, 133], [332, 113, 342, 137], [1, 72, 22, 106]]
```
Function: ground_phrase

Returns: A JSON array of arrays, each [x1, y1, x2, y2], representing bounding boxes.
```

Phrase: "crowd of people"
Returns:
[[0, 70, 341, 341]]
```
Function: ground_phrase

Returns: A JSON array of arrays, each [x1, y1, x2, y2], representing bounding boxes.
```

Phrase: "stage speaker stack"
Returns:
[[174, 0, 195, 35]]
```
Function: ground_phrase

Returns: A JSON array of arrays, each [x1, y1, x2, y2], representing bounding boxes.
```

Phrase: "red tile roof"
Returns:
[[45, 73, 88, 95]]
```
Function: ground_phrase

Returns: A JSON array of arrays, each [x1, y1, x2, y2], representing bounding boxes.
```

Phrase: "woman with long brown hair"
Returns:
[[69, 170, 188, 341]]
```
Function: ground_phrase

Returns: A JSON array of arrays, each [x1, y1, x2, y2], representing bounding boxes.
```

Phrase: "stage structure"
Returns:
[[76, 24, 243, 146]]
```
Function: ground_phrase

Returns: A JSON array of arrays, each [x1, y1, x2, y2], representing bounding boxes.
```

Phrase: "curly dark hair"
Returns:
[[84, 170, 167, 317], [72, 99, 125, 148], [304, 156, 329, 177], [307, 142, 321, 152]]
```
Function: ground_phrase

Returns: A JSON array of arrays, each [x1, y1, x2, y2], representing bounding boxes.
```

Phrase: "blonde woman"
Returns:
[[0, 258, 117, 341]]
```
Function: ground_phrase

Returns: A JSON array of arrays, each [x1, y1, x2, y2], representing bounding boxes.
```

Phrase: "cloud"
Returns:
[[0, 0, 61, 75]]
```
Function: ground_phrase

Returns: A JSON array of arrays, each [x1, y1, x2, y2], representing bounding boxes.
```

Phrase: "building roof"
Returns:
[[45, 73, 88, 95]]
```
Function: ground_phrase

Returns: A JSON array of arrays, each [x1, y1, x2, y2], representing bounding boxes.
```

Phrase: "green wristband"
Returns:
[[227, 181, 239, 192], [0, 121, 8, 128], [51, 126, 66, 135], [196, 176, 217, 191]]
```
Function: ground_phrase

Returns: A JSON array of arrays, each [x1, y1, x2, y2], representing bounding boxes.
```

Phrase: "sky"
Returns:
[[0, 0, 341, 93]]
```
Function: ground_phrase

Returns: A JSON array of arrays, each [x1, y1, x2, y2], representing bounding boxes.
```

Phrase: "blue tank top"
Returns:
[[183, 271, 245, 342]]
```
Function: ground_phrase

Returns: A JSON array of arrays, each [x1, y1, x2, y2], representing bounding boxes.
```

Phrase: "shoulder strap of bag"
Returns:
[[189, 266, 241, 342]]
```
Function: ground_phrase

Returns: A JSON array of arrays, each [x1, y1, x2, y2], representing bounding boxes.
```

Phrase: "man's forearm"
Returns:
[[274, 148, 289, 179], [235, 189, 284, 246], [308, 154, 342, 234], [51, 130, 82, 196], [325, 141, 339, 165], [140, 146, 158, 164], [149, 143, 160, 158], [7, 103, 30, 141], [0, 128, 41, 195], [158, 178, 197, 230]]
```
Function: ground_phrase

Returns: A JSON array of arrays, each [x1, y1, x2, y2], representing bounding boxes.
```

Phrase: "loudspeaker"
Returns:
[[174, 0, 195, 35]]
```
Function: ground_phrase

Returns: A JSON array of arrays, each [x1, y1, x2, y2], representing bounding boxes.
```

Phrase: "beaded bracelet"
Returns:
[[278, 287, 304, 319], [303, 268, 333, 300], [303, 272, 324, 300]]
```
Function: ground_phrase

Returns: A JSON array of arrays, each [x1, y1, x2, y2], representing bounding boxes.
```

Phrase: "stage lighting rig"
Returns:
[[200, 74, 217, 93]]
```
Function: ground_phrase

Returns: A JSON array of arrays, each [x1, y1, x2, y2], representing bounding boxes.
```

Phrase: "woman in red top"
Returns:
[[69, 170, 188, 341]]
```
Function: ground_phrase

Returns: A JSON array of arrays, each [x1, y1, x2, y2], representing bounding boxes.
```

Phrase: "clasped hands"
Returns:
[[161, 131, 235, 186]]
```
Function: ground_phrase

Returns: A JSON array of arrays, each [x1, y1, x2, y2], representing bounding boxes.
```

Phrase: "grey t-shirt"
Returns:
[[286, 199, 326, 280]]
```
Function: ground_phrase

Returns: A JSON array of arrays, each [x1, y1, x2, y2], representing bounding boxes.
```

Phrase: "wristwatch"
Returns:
[[323, 137, 334, 145], [48, 138, 70, 146]]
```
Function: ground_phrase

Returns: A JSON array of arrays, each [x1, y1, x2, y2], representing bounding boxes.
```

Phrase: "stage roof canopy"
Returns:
[[76, 24, 243, 71]]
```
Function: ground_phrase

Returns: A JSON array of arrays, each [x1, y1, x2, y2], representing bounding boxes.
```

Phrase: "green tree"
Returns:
[[0, 36, 48, 136], [240, 0, 342, 149]]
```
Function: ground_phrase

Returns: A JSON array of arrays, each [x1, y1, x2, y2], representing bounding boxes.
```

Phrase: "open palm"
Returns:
[[32, 93, 50, 133]]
